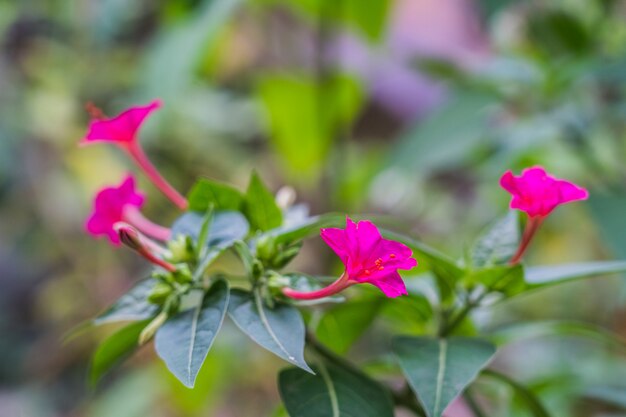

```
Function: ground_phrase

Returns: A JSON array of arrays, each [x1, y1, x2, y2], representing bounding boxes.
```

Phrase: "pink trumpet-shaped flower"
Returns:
[[80, 100, 188, 210], [500, 166, 588, 218], [283, 218, 417, 299], [81, 100, 162, 145], [86, 175, 171, 245], [500, 166, 588, 264]]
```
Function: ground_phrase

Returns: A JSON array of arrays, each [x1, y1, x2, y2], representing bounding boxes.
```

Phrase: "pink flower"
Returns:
[[283, 218, 417, 299], [80, 100, 188, 210], [86, 175, 170, 244], [81, 100, 162, 146], [500, 166, 588, 218]]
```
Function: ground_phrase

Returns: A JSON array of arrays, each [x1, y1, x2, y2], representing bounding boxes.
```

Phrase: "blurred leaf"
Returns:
[[187, 178, 244, 212], [526, 10, 591, 57], [258, 74, 363, 180], [265, 0, 391, 41], [155, 280, 229, 388], [393, 337, 496, 417], [90, 320, 149, 386], [279, 363, 395, 417], [316, 298, 383, 354], [260, 213, 345, 245], [587, 194, 626, 259], [171, 210, 249, 246], [243, 172, 283, 232], [481, 370, 551, 417], [228, 289, 312, 373], [479, 0, 520, 20], [584, 386, 626, 410], [139, 0, 242, 100], [391, 92, 495, 174], [382, 229, 464, 303], [380, 294, 434, 333], [468, 264, 525, 297], [488, 320, 626, 350], [94, 279, 159, 325], [471, 211, 520, 267], [525, 261, 626, 287]]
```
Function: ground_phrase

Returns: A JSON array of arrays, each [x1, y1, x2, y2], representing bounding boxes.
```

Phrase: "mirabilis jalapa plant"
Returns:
[[81, 100, 626, 417]]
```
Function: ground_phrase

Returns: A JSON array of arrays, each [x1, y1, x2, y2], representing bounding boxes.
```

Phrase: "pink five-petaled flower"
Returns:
[[80, 100, 188, 210], [282, 218, 418, 299], [86, 175, 170, 245], [500, 166, 588, 218], [500, 166, 589, 264]]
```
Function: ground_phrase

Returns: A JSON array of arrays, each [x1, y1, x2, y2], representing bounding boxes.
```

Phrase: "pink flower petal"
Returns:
[[500, 166, 588, 218], [367, 271, 408, 298], [81, 100, 162, 145]]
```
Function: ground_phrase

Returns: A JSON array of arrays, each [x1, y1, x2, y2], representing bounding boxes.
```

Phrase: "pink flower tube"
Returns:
[[86, 175, 171, 245], [500, 166, 589, 263], [283, 218, 417, 299], [81, 100, 188, 210]]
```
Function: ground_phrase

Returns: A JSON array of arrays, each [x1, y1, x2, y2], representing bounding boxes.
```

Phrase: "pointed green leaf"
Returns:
[[525, 261, 626, 287], [155, 279, 229, 388], [187, 178, 244, 212], [94, 279, 159, 325], [243, 172, 283, 231], [279, 363, 395, 417], [393, 336, 496, 417], [471, 211, 520, 267], [89, 320, 149, 386], [228, 289, 312, 373]]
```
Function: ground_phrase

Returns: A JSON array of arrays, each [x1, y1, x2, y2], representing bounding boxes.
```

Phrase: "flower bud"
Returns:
[[139, 311, 168, 345]]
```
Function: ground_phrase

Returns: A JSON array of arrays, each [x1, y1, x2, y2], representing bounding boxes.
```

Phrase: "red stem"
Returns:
[[123, 206, 171, 241], [509, 216, 544, 264], [125, 144, 188, 210], [282, 272, 352, 300]]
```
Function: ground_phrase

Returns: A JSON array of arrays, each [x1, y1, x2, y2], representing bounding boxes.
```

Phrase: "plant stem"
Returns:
[[509, 216, 543, 264], [126, 143, 188, 210], [464, 388, 487, 417]]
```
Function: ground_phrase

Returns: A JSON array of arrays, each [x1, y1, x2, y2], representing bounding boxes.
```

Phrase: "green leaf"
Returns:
[[257, 74, 363, 180], [382, 229, 464, 302], [587, 194, 626, 259], [467, 264, 525, 296], [316, 299, 384, 354], [228, 289, 312, 373], [171, 210, 249, 246], [584, 386, 626, 410], [471, 211, 520, 267], [187, 178, 244, 212], [94, 279, 159, 325], [276, 0, 392, 41], [390, 92, 495, 174], [89, 320, 149, 386], [488, 320, 626, 351], [279, 363, 395, 417], [260, 213, 345, 245], [525, 261, 626, 287], [139, 0, 242, 100], [481, 370, 551, 417], [155, 279, 229, 388], [526, 10, 591, 57], [393, 337, 496, 417], [243, 172, 283, 232]]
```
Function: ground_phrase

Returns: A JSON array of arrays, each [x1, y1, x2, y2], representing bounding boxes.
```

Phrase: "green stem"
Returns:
[[464, 389, 487, 417]]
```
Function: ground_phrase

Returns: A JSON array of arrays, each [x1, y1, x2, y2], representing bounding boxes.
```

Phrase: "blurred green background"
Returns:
[[3, 0, 626, 416]]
